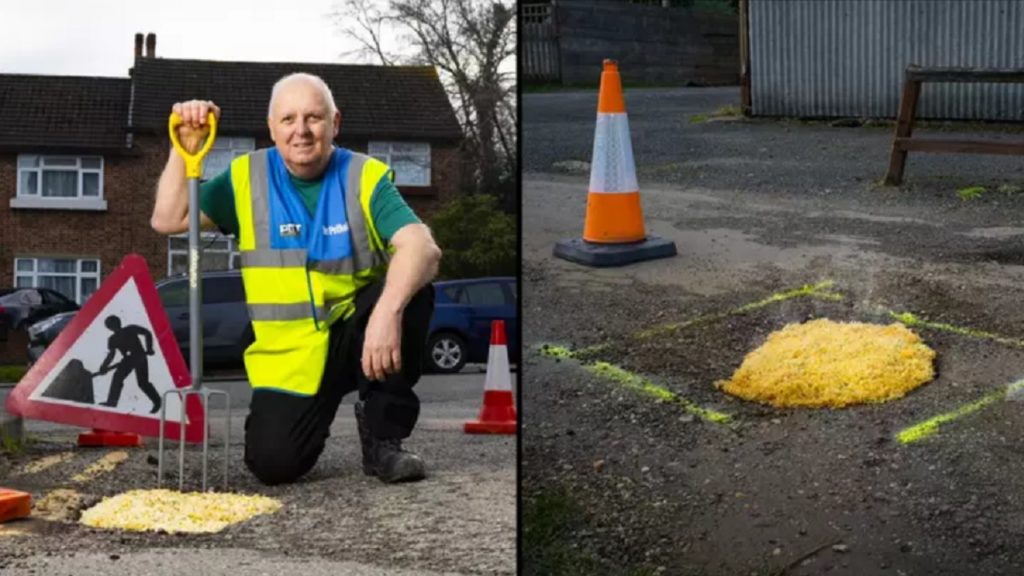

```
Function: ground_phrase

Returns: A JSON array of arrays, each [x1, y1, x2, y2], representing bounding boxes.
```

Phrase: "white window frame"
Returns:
[[203, 137, 256, 180], [167, 233, 241, 276], [14, 257, 101, 305], [11, 154, 107, 211], [367, 141, 431, 186]]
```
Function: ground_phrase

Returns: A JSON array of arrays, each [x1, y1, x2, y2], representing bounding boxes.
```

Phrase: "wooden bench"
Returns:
[[884, 66, 1024, 186]]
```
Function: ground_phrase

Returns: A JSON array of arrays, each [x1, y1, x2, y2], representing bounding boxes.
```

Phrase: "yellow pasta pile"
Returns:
[[80, 489, 282, 533], [718, 318, 935, 408]]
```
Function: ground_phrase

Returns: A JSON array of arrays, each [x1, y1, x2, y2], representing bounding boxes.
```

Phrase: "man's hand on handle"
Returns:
[[152, 100, 221, 235], [171, 100, 221, 154]]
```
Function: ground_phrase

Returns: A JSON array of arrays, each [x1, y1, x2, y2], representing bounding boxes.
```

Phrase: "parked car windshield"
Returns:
[[41, 289, 76, 307]]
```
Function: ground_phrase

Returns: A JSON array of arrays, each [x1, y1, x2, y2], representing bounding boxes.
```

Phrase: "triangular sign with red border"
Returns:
[[5, 254, 205, 442]]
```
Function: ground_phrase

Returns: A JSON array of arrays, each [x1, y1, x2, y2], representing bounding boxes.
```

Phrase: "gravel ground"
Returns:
[[523, 86, 1024, 575], [0, 373, 515, 575]]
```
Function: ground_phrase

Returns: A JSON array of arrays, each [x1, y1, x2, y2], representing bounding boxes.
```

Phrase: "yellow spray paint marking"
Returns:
[[0, 525, 28, 537], [539, 345, 734, 426], [896, 379, 1024, 444], [70, 451, 129, 484], [636, 280, 843, 340], [14, 451, 75, 476], [32, 488, 85, 522], [889, 311, 1024, 349], [21, 451, 129, 524], [539, 344, 575, 359], [80, 489, 282, 533], [588, 361, 733, 424]]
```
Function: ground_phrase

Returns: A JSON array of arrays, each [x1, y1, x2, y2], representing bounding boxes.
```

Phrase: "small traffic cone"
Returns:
[[554, 59, 677, 267], [465, 320, 517, 435], [78, 429, 141, 447], [0, 487, 31, 523]]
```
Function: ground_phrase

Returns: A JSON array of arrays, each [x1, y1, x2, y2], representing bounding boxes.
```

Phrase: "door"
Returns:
[[157, 278, 190, 353], [460, 281, 516, 362], [201, 276, 248, 366]]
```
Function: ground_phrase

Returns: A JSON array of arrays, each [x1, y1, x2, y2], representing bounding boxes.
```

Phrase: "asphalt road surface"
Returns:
[[523, 86, 1024, 575], [1, 367, 516, 576]]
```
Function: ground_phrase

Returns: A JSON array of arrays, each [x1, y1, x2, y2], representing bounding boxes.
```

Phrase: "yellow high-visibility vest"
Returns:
[[230, 148, 392, 395]]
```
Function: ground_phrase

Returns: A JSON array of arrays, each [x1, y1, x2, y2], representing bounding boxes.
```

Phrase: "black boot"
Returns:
[[355, 401, 426, 483]]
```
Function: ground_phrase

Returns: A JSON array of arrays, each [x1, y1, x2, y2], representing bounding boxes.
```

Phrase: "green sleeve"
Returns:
[[199, 170, 239, 238], [370, 176, 421, 244]]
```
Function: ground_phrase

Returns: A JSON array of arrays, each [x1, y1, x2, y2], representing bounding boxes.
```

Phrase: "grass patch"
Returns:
[[712, 104, 741, 117], [0, 364, 27, 383], [0, 424, 26, 455], [691, 104, 743, 124], [957, 186, 986, 201]]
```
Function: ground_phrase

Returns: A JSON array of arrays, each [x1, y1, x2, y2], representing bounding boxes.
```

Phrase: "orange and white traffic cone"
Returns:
[[0, 487, 31, 523], [554, 59, 676, 266], [465, 320, 516, 435]]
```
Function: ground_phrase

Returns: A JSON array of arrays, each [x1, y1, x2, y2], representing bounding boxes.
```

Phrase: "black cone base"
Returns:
[[553, 236, 677, 267]]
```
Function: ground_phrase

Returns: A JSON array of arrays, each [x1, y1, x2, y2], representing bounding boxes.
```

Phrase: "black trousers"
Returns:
[[243, 282, 434, 485]]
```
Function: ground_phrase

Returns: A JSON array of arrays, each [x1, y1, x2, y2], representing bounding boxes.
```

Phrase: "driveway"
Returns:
[[523, 86, 1024, 575]]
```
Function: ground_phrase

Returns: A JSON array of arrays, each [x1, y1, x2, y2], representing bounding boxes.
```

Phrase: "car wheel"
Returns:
[[427, 332, 466, 374]]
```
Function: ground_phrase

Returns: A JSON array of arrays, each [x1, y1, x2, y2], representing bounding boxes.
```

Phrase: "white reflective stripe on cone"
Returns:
[[589, 113, 638, 194], [484, 344, 512, 392]]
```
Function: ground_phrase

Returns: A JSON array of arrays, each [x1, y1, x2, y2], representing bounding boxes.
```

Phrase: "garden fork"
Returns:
[[158, 110, 230, 492]]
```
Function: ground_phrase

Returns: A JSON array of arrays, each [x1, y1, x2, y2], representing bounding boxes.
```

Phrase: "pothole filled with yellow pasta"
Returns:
[[717, 318, 936, 408], [80, 489, 281, 533]]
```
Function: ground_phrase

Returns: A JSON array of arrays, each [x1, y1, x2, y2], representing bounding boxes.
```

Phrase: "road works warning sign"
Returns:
[[4, 254, 205, 442]]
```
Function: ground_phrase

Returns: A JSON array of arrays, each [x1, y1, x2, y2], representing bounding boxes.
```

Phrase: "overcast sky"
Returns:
[[0, 0, 380, 77]]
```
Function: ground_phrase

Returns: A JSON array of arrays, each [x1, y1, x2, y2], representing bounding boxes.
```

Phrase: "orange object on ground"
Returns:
[[78, 429, 142, 447], [465, 320, 517, 435], [0, 488, 31, 523], [554, 59, 676, 267]]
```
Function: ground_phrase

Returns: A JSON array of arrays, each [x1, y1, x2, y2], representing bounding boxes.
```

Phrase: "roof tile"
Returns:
[[130, 58, 463, 141]]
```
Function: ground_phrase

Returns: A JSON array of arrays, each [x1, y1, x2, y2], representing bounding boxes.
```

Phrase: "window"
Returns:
[[463, 282, 507, 306], [14, 258, 100, 304], [157, 279, 188, 308], [168, 233, 240, 276], [157, 276, 244, 308], [204, 277, 246, 304], [203, 137, 255, 180], [17, 155, 103, 199], [368, 142, 431, 186]]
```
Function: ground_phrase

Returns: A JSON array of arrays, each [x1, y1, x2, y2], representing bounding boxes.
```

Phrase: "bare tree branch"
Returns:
[[334, 0, 517, 200]]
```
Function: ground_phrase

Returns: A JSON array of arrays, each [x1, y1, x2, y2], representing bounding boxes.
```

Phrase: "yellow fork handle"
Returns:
[[168, 111, 218, 179]]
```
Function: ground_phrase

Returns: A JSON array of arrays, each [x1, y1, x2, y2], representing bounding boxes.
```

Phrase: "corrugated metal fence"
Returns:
[[749, 0, 1024, 120]]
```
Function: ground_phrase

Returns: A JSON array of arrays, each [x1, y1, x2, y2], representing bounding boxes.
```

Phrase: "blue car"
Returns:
[[427, 277, 518, 373]]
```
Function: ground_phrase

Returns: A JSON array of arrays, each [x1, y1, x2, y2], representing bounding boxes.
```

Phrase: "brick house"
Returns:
[[0, 33, 463, 362]]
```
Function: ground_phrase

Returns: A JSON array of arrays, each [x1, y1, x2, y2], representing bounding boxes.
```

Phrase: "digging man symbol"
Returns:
[[95, 315, 162, 413], [150, 72, 442, 486]]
